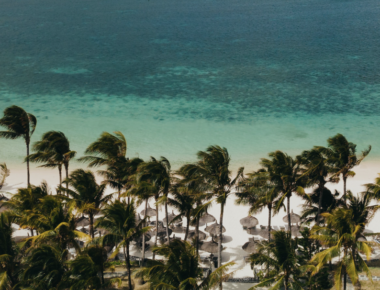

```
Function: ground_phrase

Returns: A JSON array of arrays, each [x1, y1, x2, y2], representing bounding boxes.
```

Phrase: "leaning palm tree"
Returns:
[[0, 212, 18, 290], [136, 156, 172, 249], [0, 105, 37, 186], [323, 133, 371, 199], [27, 131, 76, 189], [310, 204, 375, 290], [249, 231, 303, 290], [236, 169, 281, 242], [299, 147, 339, 223], [180, 145, 244, 290], [0, 163, 10, 190], [261, 151, 306, 233], [96, 199, 150, 290], [61, 169, 112, 238], [135, 239, 235, 290]]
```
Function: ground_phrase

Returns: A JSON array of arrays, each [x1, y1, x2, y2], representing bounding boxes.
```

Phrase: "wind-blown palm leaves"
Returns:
[[261, 151, 306, 233], [299, 147, 339, 223], [0, 163, 10, 191], [249, 231, 303, 290], [180, 145, 244, 290], [136, 239, 235, 290], [61, 169, 111, 238], [0, 213, 17, 290], [310, 194, 378, 290], [95, 199, 150, 290], [27, 131, 76, 189], [236, 169, 281, 242], [324, 133, 371, 200], [0, 105, 37, 186], [5, 182, 50, 236], [136, 156, 172, 257]]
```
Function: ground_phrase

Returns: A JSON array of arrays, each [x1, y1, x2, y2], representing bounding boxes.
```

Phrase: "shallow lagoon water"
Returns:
[[1, 0, 380, 169]]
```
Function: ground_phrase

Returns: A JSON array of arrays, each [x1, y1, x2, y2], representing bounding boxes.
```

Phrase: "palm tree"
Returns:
[[135, 239, 235, 290], [299, 147, 339, 223], [310, 195, 377, 290], [236, 169, 281, 242], [249, 231, 302, 290], [61, 169, 112, 238], [324, 133, 371, 199], [5, 182, 50, 236], [261, 151, 306, 233], [21, 245, 68, 289], [0, 213, 17, 290], [68, 245, 121, 288], [27, 131, 76, 190], [136, 157, 172, 249], [96, 199, 150, 290], [0, 163, 10, 190], [79, 131, 128, 200], [180, 145, 244, 290], [0, 105, 37, 186]]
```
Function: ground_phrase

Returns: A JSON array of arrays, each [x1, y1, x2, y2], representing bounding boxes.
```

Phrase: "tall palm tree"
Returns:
[[79, 131, 128, 200], [0, 163, 10, 190], [299, 147, 339, 223], [249, 231, 302, 290], [324, 133, 371, 199], [0, 213, 17, 290], [180, 145, 244, 290], [27, 131, 76, 190], [136, 156, 172, 249], [261, 151, 306, 233], [236, 169, 281, 242], [310, 203, 375, 290], [5, 182, 50, 236], [135, 239, 235, 290], [61, 169, 112, 238], [96, 199, 149, 290], [0, 105, 37, 186]]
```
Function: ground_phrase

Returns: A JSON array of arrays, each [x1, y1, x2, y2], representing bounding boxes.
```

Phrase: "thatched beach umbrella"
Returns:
[[200, 241, 219, 254], [188, 230, 207, 241], [140, 203, 156, 217], [163, 211, 182, 226], [282, 210, 301, 224], [242, 238, 258, 253], [205, 222, 226, 236], [135, 213, 142, 222], [200, 212, 216, 224], [76, 216, 90, 228], [240, 216, 259, 229], [171, 225, 185, 233]]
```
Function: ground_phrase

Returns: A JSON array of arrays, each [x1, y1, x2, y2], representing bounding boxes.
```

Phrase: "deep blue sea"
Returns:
[[1, 0, 380, 170]]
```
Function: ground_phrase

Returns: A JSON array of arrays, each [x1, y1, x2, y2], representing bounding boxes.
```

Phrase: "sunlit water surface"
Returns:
[[1, 0, 380, 170]]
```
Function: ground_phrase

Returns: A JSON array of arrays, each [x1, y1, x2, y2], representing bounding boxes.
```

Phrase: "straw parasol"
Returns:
[[205, 222, 226, 236], [188, 230, 207, 241], [76, 216, 90, 227], [282, 210, 301, 224], [135, 213, 142, 222], [163, 211, 182, 226], [200, 241, 219, 254], [171, 225, 184, 233], [200, 212, 216, 224], [140, 204, 157, 217], [240, 216, 259, 228], [247, 227, 274, 240], [242, 237, 258, 253]]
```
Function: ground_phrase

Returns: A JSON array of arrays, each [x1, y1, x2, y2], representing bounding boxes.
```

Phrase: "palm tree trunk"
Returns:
[[141, 199, 148, 267], [165, 199, 170, 244], [343, 176, 347, 199], [344, 270, 347, 290], [196, 213, 200, 256], [30, 228, 34, 236], [64, 163, 69, 191], [218, 203, 225, 290], [284, 275, 289, 290], [58, 165, 62, 195], [124, 242, 132, 290], [26, 142, 30, 187], [268, 204, 272, 242], [118, 188, 121, 201], [317, 183, 324, 223], [89, 213, 94, 239], [287, 195, 292, 233], [184, 210, 190, 242], [153, 198, 158, 260]]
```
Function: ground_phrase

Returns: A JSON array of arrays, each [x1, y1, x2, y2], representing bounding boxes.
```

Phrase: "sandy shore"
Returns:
[[2, 160, 380, 290]]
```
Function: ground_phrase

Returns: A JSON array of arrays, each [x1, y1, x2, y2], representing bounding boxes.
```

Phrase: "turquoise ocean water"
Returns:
[[1, 0, 380, 171]]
